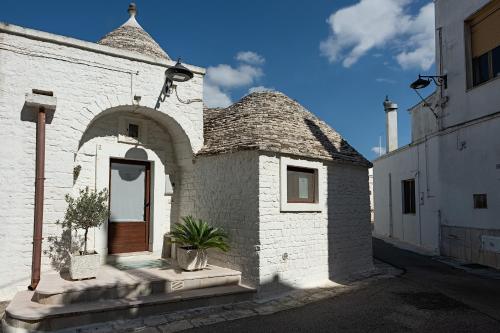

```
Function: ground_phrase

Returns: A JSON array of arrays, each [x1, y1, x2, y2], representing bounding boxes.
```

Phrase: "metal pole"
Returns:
[[29, 107, 46, 290]]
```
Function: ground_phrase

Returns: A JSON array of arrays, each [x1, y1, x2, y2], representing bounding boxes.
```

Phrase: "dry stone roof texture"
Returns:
[[200, 91, 372, 167], [97, 5, 170, 60]]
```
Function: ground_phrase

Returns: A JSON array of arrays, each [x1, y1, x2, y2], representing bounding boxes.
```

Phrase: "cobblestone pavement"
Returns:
[[70, 261, 399, 333]]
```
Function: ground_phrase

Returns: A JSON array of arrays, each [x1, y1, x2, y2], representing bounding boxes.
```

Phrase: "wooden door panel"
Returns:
[[108, 159, 150, 254]]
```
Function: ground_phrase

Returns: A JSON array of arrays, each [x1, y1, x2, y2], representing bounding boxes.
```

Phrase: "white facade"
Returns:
[[374, 0, 500, 267], [191, 152, 373, 290], [0, 14, 374, 300], [0, 23, 204, 299]]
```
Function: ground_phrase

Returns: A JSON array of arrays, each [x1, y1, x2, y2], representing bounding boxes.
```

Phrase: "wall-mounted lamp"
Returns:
[[410, 74, 447, 90], [409, 74, 448, 119], [164, 59, 194, 96]]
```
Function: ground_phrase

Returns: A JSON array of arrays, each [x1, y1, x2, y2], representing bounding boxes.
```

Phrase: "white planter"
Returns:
[[176, 247, 208, 271], [69, 252, 100, 280]]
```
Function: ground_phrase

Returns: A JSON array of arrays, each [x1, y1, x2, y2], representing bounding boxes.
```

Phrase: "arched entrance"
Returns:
[[75, 106, 194, 259]]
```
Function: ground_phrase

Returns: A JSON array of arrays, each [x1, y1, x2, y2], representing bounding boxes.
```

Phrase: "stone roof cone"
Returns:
[[200, 91, 372, 167], [97, 3, 170, 60]]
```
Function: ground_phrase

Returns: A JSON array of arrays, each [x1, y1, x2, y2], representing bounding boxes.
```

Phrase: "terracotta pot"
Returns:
[[69, 252, 100, 280], [176, 247, 208, 271]]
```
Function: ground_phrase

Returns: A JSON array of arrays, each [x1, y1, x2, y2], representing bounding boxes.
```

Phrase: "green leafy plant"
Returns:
[[60, 187, 109, 255], [171, 216, 229, 252]]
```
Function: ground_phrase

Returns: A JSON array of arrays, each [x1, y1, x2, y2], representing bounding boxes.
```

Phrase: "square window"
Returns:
[[128, 123, 139, 139], [280, 157, 323, 212], [473, 194, 488, 209], [402, 179, 416, 214], [286, 166, 317, 203]]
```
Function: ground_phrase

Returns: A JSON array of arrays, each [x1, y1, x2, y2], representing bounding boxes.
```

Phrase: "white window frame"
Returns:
[[118, 116, 147, 144], [280, 157, 324, 212]]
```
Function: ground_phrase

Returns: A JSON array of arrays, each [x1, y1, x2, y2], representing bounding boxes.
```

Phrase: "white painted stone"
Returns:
[[0, 23, 203, 299]]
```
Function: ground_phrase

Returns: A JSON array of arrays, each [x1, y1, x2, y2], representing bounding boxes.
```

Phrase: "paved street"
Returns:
[[183, 238, 500, 333]]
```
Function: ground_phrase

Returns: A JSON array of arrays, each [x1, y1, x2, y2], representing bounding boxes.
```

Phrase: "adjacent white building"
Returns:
[[0, 3, 374, 301], [374, 0, 500, 268]]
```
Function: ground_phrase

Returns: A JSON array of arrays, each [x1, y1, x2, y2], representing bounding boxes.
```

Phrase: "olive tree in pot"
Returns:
[[171, 216, 229, 271], [61, 187, 108, 280]]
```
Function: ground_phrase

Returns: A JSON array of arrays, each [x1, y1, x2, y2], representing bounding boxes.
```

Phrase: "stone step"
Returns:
[[3, 284, 256, 332], [33, 263, 241, 305]]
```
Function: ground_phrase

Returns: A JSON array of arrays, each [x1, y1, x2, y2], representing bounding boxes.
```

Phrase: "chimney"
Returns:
[[383, 96, 398, 153]]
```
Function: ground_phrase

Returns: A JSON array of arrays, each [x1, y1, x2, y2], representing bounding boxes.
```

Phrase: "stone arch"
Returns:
[[77, 105, 194, 168], [73, 104, 196, 258]]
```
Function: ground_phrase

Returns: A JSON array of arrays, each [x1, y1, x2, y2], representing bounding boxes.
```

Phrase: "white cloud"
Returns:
[[396, 3, 435, 70], [320, 0, 435, 70], [204, 51, 266, 108], [203, 83, 232, 108], [236, 51, 265, 65], [371, 146, 387, 156], [248, 86, 274, 94], [206, 64, 263, 89]]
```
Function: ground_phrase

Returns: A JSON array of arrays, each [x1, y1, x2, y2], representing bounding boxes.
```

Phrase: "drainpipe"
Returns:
[[25, 90, 57, 290]]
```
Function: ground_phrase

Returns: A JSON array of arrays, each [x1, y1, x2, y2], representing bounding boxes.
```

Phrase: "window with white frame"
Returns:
[[280, 157, 324, 212]]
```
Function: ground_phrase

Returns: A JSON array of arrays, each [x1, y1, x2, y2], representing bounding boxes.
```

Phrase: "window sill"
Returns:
[[280, 202, 323, 212], [467, 74, 500, 92]]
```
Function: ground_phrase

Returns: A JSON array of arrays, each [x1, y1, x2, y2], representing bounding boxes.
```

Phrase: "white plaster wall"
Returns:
[[410, 94, 439, 142], [0, 24, 203, 299], [435, 0, 500, 127], [191, 151, 260, 288], [258, 154, 373, 290], [373, 138, 441, 254], [438, 117, 500, 231]]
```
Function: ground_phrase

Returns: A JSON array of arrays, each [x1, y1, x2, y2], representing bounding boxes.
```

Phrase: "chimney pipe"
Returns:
[[383, 96, 398, 153]]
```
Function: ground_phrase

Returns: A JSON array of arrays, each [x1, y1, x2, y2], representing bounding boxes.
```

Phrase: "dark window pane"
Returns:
[[473, 194, 488, 209], [287, 166, 316, 203], [128, 123, 139, 139], [402, 179, 416, 214], [493, 46, 500, 78], [473, 52, 490, 86]]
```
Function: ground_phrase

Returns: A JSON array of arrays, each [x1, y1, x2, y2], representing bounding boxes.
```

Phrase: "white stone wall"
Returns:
[[191, 151, 260, 287], [0, 24, 203, 299], [258, 154, 373, 290]]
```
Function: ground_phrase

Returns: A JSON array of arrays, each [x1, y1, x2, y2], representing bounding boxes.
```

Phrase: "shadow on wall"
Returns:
[[44, 222, 84, 272], [305, 118, 374, 282]]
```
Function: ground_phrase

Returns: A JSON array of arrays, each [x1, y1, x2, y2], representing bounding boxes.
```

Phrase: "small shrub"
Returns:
[[171, 216, 229, 252], [60, 187, 108, 255]]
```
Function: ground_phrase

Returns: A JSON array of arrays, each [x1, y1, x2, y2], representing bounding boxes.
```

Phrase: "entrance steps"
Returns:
[[2, 259, 255, 332]]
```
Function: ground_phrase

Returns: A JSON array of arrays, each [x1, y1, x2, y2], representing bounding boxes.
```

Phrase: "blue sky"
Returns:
[[0, 0, 437, 159]]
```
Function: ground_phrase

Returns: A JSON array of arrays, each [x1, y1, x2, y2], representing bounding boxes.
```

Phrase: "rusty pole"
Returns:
[[29, 106, 46, 290]]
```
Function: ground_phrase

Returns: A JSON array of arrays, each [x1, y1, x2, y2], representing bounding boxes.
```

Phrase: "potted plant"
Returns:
[[171, 216, 229, 271], [61, 186, 108, 280]]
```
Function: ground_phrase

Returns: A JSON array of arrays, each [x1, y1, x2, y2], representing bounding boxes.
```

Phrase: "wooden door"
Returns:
[[108, 159, 150, 254]]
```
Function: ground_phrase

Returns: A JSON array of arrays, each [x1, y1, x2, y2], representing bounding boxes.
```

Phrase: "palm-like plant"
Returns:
[[171, 216, 229, 252]]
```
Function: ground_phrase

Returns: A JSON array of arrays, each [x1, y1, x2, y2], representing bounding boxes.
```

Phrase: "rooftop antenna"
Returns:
[[378, 136, 383, 157]]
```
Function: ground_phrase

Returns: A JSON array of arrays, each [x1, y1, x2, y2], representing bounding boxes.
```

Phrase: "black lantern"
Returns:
[[166, 59, 193, 82], [410, 74, 447, 90], [164, 59, 194, 96]]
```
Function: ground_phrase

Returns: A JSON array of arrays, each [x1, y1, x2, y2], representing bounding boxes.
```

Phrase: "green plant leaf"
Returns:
[[170, 216, 229, 252]]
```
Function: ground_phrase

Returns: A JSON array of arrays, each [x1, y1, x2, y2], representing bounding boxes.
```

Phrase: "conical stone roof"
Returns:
[[200, 91, 371, 167], [98, 3, 170, 60]]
